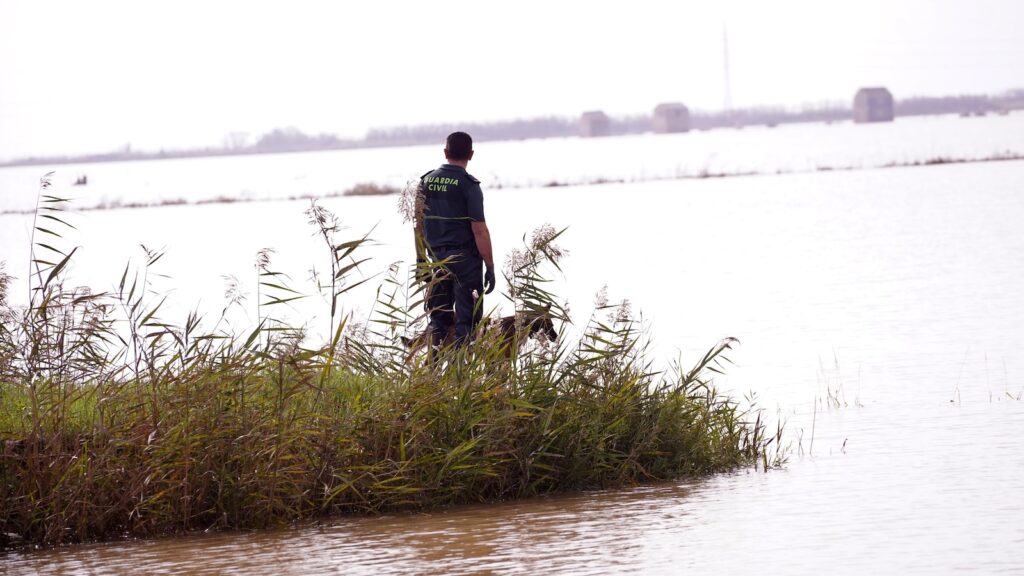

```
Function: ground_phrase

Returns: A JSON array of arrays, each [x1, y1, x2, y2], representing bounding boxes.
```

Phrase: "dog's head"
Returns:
[[518, 310, 558, 343]]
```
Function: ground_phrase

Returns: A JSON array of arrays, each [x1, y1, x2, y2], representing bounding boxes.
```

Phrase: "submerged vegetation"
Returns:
[[3, 151, 1023, 217], [0, 174, 782, 548], [0, 181, 402, 216]]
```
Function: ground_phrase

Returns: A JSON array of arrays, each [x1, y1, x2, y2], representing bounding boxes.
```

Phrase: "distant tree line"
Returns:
[[364, 116, 578, 146], [896, 90, 1024, 116], [3, 90, 1022, 167], [360, 90, 1024, 145], [251, 127, 359, 153]]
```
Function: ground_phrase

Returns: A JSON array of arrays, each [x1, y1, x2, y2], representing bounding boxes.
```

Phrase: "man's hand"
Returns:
[[415, 258, 431, 285], [483, 263, 496, 294], [471, 221, 495, 294]]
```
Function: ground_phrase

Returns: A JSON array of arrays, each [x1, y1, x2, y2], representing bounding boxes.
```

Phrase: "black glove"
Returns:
[[483, 264, 496, 294]]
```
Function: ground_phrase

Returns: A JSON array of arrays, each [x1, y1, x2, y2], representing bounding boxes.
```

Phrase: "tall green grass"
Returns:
[[0, 174, 782, 548]]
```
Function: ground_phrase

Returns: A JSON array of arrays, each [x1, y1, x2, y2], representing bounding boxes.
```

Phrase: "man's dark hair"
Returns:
[[446, 131, 473, 160]]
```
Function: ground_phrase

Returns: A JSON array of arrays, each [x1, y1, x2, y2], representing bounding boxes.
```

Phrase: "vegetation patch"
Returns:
[[0, 174, 782, 548], [341, 182, 401, 197]]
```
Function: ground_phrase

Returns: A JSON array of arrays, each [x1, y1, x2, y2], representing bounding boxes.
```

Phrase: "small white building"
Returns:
[[854, 87, 895, 123], [579, 111, 610, 138], [653, 103, 690, 133]]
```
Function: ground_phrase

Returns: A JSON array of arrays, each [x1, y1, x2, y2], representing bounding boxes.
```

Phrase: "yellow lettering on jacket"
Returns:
[[425, 176, 459, 187]]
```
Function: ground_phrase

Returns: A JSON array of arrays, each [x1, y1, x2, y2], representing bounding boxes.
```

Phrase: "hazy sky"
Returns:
[[1, 0, 1022, 160]]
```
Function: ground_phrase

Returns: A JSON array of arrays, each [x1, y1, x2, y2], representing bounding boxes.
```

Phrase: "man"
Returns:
[[414, 131, 495, 349]]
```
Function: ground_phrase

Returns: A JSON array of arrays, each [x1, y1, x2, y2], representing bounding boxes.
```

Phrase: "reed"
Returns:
[[0, 174, 782, 548]]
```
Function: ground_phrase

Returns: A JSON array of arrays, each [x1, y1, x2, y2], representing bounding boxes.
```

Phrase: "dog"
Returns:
[[400, 309, 558, 362]]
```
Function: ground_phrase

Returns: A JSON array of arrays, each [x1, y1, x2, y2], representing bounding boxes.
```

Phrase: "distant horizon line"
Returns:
[[3, 87, 1022, 169]]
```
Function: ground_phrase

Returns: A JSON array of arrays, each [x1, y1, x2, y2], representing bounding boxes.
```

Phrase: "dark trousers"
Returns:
[[427, 247, 484, 348]]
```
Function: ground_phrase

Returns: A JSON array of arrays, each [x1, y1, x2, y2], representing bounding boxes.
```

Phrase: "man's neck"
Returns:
[[445, 159, 469, 169]]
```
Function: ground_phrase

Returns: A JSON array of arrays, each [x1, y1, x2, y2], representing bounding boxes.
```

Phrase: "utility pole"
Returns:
[[723, 22, 734, 123]]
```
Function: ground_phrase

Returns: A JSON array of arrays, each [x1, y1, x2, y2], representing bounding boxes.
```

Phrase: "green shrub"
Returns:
[[0, 174, 782, 547]]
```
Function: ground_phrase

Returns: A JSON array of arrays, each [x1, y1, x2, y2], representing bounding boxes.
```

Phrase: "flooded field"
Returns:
[[2, 116, 1024, 573]]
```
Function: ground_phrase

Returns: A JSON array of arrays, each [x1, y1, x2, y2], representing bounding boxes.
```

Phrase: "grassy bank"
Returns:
[[0, 175, 781, 548]]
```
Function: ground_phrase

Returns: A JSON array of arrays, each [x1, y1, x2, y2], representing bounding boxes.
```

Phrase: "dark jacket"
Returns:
[[420, 164, 485, 251]]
